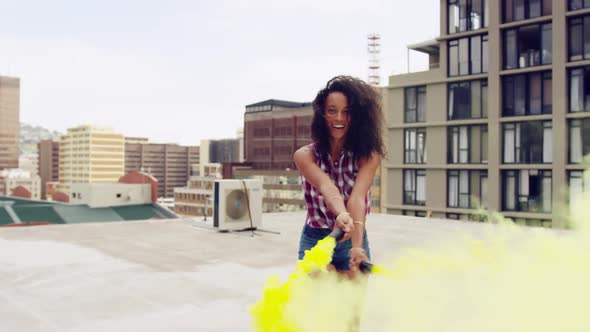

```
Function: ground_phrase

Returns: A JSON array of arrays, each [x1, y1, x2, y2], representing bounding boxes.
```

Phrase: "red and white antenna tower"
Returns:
[[367, 33, 381, 86]]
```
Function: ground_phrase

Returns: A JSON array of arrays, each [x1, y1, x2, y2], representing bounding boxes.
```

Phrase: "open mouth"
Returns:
[[331, 124, 345, 129]]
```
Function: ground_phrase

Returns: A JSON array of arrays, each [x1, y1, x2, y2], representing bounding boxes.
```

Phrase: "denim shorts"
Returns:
[[298, 224, 371, 271]]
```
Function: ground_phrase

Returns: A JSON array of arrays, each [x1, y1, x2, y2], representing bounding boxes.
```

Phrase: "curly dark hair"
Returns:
[[311, 75, 385, 161]]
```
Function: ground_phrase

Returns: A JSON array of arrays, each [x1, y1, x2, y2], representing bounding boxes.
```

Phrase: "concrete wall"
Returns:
[[70, 183, 152, 208]]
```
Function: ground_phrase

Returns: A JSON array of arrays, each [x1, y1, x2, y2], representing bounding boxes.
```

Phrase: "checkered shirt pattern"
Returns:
[[301, 143, 371, 229]]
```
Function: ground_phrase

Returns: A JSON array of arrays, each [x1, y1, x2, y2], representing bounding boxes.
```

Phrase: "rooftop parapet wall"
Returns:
[[388, 68, 444, 89]]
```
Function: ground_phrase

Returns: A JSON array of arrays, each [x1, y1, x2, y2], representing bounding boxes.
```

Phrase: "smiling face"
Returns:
[[324, 91, 350, 144]]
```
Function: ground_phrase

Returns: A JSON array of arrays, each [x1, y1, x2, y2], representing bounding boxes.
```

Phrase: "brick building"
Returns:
[[244, 99, 313, 170]]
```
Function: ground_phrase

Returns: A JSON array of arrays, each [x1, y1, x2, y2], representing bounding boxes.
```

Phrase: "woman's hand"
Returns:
[[334, 212, 353, 242], [349, 247, 369, 272]]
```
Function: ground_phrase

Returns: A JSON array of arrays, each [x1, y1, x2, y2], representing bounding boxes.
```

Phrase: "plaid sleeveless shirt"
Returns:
[[301, 143, 371, 229]]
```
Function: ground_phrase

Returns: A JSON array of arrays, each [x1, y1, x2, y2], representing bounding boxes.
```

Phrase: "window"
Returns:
[[446, 213, 461, 220], [448, 125, 488, 164], [404, 86, 426, 123], [503, 170, 552, 212], [448, 0, 488, 34], [512, 218, 552, 227], [569, 67, 590, 113], [403, 169, 426, 206], [371, 198, 381, 207], [448, 79, 488, 120], [569, 118, 590, 163], [503, 121, 552, 163], [404, 128, 427, 164], [503, 0, 551, 22], [570, 0, 590, 11], [403, 210, 427, 217], [503, 72, 552, 116], [448, 170, 487, 208], [504, 23, 552, 69], [568, 16, 590, 61], [569, 171, 590, 212], [448, 35, 489, 77]]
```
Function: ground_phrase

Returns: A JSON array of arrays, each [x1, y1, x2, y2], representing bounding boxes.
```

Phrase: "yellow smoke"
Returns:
[[249, 236, 337, 332], [251, 186, 590, 331]]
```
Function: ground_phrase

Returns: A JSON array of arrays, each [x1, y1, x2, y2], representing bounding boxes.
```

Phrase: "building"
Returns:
[[242, 99, 383, 213], [125, 142, 199, 198], [200, 139, 241, 165], [236, 128, 245, 162], [0, 169, 41, 200], [0, 171, 173, 226], [19, 154, 38, 176], [381, 1, 590, 228], [174, 163, 222, 218], [124, 137, 149, 144], [70, 171, 157, 208], [58, 125, 125, 195], [38, 139, 59, 199], [244, 99, 313, 170], [239, 100, 311, 212], [0, 76, 19, 170], [229, 166, 305, 213], [0, 195, 176, 226]]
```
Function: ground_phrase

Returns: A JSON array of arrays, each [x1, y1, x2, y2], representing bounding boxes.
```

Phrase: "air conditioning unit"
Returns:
[[213, 179, 263, 231]]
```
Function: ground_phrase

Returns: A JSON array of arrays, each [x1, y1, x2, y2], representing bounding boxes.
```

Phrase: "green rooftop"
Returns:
[[0, 196, 177, 226]]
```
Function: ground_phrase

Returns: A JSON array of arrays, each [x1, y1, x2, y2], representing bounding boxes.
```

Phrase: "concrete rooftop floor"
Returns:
[[0, 212, 525, 332]]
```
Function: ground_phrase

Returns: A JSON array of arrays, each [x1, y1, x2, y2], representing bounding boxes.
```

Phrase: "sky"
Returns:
[[0, 0, 439, 145]]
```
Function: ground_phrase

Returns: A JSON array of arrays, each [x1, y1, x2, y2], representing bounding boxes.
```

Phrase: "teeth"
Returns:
[[332, 125, 344, 129]]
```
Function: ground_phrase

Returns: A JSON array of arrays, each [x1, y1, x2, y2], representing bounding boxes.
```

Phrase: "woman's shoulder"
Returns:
[[294, 143, 318, 165], [296, 143, 321, 156]]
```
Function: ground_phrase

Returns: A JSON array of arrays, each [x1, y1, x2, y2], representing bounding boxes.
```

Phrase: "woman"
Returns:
[[294, 75, 385, 276]]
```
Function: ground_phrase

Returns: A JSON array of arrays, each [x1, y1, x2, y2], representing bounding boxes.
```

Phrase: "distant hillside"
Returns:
[[20, 123, 61, 155]]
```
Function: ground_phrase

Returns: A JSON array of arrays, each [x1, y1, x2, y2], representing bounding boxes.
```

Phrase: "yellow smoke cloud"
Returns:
[[251, 178, 590, 331]]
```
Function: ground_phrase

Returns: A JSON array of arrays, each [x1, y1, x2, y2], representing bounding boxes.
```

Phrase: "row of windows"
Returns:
[[450, 12, 590, 74], [402, 169, 587, 213], [503, 71, 552, 116], [448, 35, 488, 77], [254, 128, 270, 137], [571, 0, 590, 11], [252, 126, 310, 137], [503, 0, 552, 23], [447, 0, 558, 35], [448, 0, 488, 34], [405, 65, 590, 124], [503, 121, 552, 164], [448, 79, 487, 120], [175, 192, 211, 202], [175, 205, 213, 216], [446, 19, 550, 76], [253, 147, 270, 156], [403, 118, 590, 165], [448, 124, 488, 164], [504, 23, 552, 70], [448, 170, 488, 208], [448, 23, 551, 77], [446, 0, 590, 36]]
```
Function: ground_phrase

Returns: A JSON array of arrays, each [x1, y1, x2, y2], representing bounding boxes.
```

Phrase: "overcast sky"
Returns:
[[0, 0, 439, 145]]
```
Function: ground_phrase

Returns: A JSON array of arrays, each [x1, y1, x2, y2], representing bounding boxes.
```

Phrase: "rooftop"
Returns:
[[0, 211, 545, 331], [245, 99, 312, 113], [407, 39, 439, 55], [0, 196, 176, 225]]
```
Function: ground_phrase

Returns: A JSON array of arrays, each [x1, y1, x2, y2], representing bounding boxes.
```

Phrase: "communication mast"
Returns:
[[367, 33, 381, 86]]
